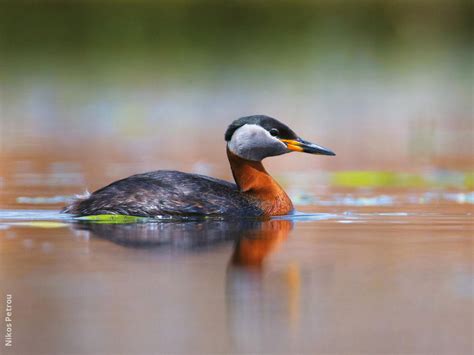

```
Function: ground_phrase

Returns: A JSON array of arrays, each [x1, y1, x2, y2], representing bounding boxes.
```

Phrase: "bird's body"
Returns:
[[63, 170, 263, 217], [63, 115, 334, 218]]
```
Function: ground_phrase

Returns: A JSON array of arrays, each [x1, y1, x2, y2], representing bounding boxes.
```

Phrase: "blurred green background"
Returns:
[[0, 0, 472, 174]]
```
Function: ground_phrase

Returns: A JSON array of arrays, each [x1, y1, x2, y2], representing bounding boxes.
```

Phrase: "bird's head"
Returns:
[[225, 115, 335, 161]]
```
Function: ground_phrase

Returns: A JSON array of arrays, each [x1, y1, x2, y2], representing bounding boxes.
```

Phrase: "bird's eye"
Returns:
[[269, 128, 279, 137]]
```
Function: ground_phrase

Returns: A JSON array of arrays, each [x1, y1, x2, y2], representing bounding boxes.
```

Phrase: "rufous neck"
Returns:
[[227, 148, 293, 215]]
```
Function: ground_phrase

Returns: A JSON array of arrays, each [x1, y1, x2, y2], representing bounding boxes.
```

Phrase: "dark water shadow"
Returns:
[[72, 219, 293, 266]]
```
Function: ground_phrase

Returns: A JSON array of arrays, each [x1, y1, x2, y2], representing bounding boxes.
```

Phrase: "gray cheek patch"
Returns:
[[228, 124, 288, 161]]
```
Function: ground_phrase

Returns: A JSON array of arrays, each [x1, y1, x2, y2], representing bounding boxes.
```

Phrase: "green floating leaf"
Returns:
[[465, 172, 474, 189], [331, 170, 473, 188], [10, 221, 68, 228], [331, 171, 401, 188], [75, 214, 148, 224]]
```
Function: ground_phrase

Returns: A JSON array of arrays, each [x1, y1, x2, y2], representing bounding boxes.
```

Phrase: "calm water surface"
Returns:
[[0, 172, 472, 354]]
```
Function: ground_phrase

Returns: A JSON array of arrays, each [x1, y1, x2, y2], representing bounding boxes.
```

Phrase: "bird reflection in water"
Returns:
[[72, 218, 292, 264], [230, 219, 293, 267], [72, 219, 298, 350], [226, 220, 300, 352]]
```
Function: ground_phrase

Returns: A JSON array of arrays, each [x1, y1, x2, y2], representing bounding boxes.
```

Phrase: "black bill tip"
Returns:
[[299, 139, 336, 156]]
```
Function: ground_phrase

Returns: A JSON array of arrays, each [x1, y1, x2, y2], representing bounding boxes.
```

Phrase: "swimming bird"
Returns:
[[63, 115, 335, 217]]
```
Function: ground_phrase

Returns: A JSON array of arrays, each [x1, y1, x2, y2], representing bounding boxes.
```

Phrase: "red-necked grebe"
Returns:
[[63, 115, 335, 217]]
